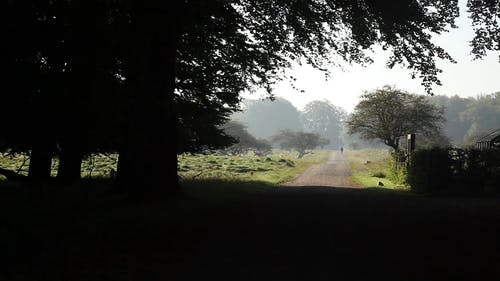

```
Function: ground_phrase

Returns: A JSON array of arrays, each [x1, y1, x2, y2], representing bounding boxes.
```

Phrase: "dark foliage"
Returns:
[[407, 148, 453, 193], [3, 0, 500, 195], [408, 147, 500, 194], [222, 121, 272, 156]]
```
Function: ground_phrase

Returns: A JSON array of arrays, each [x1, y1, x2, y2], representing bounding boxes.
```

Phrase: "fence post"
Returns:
[[406, 133, 415, 167]]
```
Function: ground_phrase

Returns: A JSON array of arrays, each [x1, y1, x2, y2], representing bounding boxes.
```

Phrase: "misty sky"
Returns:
[[246, 1, 500, 113]]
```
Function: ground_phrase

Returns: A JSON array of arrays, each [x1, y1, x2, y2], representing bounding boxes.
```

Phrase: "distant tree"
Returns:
[[222, 121, 271, 155], [347, 86, 445, 151], [239, 98, 302, 138], [429, 95, 473, 146], [271, 130, 329, 158], [460, 92, 500, 145], [300, 100, 347, 148]]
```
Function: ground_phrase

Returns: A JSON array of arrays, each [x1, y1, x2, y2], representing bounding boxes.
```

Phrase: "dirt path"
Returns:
[[283, 151, 357, 187]]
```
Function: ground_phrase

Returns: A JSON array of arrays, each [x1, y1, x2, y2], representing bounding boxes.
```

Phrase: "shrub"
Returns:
[[388, 165, 407, 185], [407, 148, 452, 194], [483, 150, 500, 192], [451, 148, 499, 193], [387, 150, 407, 185], [407, 148, 500, 194]]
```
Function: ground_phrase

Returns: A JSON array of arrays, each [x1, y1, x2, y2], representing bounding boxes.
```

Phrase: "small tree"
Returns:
[[223, 121, 272, 155], [347, 86, 445, 151], [271, 130, 329, 158]]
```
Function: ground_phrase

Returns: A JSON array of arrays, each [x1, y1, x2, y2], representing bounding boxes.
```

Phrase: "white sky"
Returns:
[[245, 1, 500, 113]]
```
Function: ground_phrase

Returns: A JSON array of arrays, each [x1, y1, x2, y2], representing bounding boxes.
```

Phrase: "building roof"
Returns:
[[476, 128, 500, 144]]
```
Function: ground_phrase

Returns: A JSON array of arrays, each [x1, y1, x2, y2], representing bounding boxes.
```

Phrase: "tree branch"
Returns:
[[0, 167, 28, 182]]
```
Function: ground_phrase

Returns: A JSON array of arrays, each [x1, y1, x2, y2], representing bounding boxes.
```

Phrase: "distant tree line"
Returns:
[[231, 98, 347, 149], [429, 92, 500, 146], [230, 91, 500, 153], [221, 120, 329, 158]]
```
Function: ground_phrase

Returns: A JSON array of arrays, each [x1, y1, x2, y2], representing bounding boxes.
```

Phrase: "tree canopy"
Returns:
[[3, 0, 500, 195], [347, 86, 445, 150], [428, 93, 500, 146]]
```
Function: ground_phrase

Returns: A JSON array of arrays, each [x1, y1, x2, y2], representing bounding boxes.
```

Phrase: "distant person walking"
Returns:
[[340, 147, 344, 154]]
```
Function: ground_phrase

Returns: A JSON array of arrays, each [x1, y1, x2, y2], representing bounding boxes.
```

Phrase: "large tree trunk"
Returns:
[[28, 142, 53, 182], [57, 143, 83, 183], [55, 1, 98, 184], [116, 1, 180, 198]]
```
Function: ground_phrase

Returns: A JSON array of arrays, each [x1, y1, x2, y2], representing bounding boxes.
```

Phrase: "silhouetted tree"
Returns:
[[347, 86, 445, 150], [222, 121, 272, 155], [119, 0, 473, 195], [5, 1, 500, 196], [468, 1, 500, 61], [2, 1, 130, 183], [271, 130, 329, 158]]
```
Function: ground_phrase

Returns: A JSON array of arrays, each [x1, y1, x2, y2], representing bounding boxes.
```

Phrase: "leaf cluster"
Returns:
[[347, 85, 445, 150]]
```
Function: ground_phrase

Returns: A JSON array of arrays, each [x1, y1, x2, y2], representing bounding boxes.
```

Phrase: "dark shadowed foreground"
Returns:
[[2, 184, 500, 281], [171, 187, 500, 281]]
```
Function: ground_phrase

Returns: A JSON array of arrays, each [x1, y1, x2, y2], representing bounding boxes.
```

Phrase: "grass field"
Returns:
[[179, 150, 329, 184], [344, 149, 409, 190], [0, 150, 329, 184], [0, 153, 118, 179], [0, 150, 328, 200]]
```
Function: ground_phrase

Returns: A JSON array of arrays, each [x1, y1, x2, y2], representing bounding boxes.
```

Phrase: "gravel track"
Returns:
[[283, 151, 357, 187]]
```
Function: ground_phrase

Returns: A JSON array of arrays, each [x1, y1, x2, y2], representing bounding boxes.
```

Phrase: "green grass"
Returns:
[[345, 149, 409, 190], [0, 153, 118, 179], [0, 150, 329, 215], [178, 150, 329, 184], [1, 150, 327, 184]]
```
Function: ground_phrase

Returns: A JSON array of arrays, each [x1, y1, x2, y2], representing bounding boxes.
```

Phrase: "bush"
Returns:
[[407, 148, 500, 194], [451, 148, 500, 193], [407, 148, 452, 194], [387, 151, 407, 185], [388, 165, 407, 185], [483, 150, 500, 192]]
